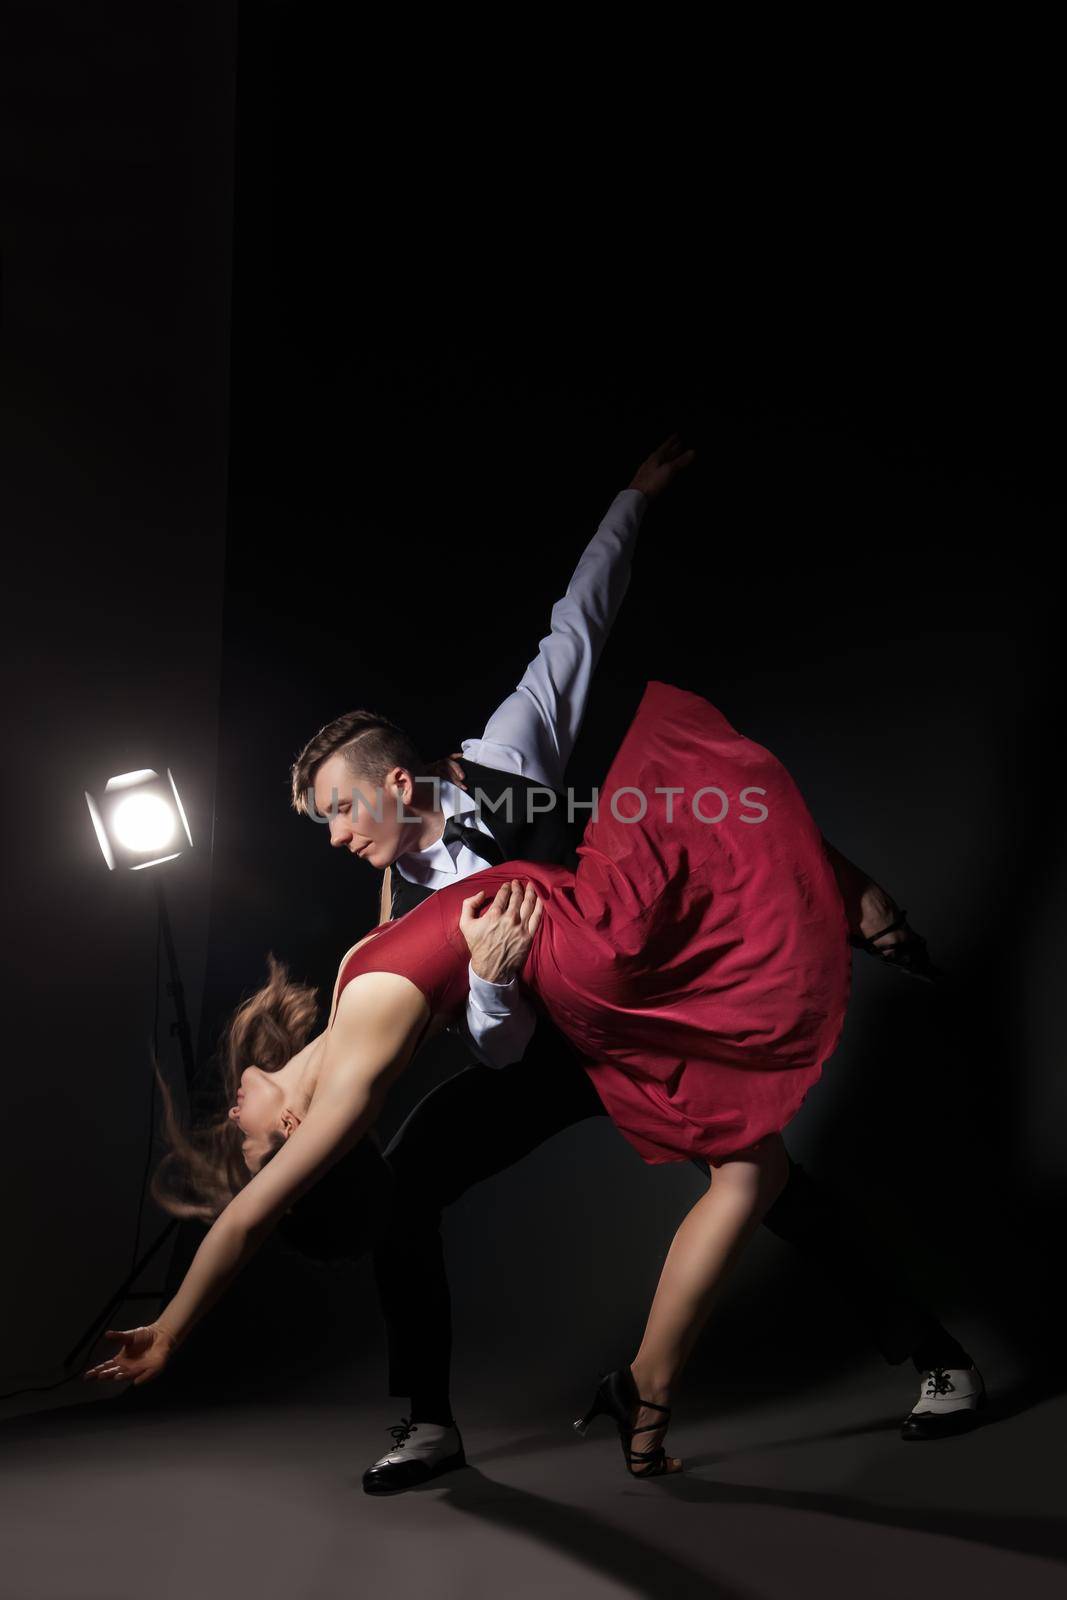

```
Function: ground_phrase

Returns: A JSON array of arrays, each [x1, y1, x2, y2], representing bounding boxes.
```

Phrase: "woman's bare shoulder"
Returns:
[[326, 927, 391, 1024], [337, 968, 428, 1013], [338, 923, 393, 969], [350, 926, 389, 959]]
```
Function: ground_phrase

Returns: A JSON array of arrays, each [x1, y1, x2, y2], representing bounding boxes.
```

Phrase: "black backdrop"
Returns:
[[4, 2, 1061, 1420], [161, 2, 1064, 1412], [1, 3, 236, 1406]]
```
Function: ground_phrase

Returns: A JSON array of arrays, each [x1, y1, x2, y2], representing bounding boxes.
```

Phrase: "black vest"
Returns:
[[388, 759, 583, 920]]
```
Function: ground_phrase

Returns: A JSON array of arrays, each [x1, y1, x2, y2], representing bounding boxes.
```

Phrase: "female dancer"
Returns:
[[85, 679, 857, 1479]]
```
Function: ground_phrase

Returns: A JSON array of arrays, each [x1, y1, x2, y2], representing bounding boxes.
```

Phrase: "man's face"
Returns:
[[311, 751, 415, 868]]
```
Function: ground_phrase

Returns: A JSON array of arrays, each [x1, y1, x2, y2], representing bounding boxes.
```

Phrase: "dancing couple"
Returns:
[[84, 437, 985, 1486]]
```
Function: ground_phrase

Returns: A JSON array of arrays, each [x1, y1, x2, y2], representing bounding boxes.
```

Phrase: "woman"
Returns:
[[85, 679, 855, 1479]]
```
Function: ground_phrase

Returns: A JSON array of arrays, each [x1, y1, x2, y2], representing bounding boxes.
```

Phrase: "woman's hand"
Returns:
[[628, 432, 697, 500], [82, 1322, 178, 1387], [443, 752, 467, 788], [427, 752, 467, 789], [460, 878, 544, 984]]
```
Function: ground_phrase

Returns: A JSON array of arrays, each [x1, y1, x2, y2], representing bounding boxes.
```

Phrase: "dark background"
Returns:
[[1, 3, 237, 1407], [2, 2, 1061, 1423]]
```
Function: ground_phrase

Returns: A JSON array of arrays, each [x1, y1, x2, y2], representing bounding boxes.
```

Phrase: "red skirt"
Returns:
[[518, 681, 853, 1164]]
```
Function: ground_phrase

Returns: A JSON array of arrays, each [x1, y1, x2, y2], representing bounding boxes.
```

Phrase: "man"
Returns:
[[290, 438, 982, 1493]]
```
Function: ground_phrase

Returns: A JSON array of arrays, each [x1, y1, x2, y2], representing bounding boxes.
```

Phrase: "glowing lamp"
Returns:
[[85, 768, 193, 871]]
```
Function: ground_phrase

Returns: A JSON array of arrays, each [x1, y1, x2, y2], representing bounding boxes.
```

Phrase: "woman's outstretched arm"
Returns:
[[158, 974, 428, 1346], [144, 974, 428, 1358]]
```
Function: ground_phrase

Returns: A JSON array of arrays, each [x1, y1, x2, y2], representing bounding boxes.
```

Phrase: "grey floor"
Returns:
[[2, 1351, 1064, 1600]]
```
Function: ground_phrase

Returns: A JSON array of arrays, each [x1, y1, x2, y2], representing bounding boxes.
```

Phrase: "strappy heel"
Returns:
[[574, 1367, 677, 1477], [852, 908, 944, 983]]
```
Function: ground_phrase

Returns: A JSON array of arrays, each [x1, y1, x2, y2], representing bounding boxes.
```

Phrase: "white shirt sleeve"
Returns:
[[460, 963, 538, 1068], [460, 487, 647, 792]]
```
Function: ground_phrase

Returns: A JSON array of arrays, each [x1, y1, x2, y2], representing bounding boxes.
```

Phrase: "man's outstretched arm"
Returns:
[[460, 435, 696, 793], [456, 437, 695, 1063]]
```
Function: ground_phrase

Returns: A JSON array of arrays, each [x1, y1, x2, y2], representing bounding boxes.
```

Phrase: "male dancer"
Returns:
[[290, 439, 982, 1492]]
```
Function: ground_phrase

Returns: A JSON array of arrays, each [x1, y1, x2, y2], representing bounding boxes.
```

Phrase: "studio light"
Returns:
[[84, 768, 193, 870], [65, 762, 200, 1383]]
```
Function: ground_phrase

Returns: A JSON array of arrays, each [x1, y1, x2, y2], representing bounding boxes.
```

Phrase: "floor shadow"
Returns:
[[681, 1412, 907, 1468], [427, 1466, 759, 1600], [467, 1428, 585, 1466], [654, 1472, 1067, 1566], [360, 1453, 1067, 1599], [681, 1370, 1064, 1467]]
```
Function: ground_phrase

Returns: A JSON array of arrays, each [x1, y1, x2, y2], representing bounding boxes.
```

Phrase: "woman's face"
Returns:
[[228, 1065, 289, 1173]]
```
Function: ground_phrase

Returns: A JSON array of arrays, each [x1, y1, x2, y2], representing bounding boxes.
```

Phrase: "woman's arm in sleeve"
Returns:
[[155, 974, 428, 1348]]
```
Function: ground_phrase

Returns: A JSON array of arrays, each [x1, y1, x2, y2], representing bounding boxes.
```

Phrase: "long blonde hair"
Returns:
[[149, 954, 320, 1224]]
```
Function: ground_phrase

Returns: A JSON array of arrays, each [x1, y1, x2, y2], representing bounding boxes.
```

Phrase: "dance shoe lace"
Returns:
[[901, 1364, 986, 1439], [362, 1416, 467, 1494]]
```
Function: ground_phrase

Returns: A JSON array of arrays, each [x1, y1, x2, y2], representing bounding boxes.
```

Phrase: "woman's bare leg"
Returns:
[[628, 1134, 790, 1472]]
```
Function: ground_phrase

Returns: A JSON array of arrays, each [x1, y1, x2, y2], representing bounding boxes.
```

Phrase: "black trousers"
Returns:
[[372, 1032, 946, 1408]]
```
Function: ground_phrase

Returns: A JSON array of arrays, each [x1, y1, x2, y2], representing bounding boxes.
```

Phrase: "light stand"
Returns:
[[63, 876, 198, 1370]]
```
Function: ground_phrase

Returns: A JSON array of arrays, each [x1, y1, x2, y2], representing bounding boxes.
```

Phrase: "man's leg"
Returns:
[[372, 1036, 606, 1426], [691, 1147, 966, 1364], [691, 1149, 981, 1436], [757, 1154, 970, 1368]]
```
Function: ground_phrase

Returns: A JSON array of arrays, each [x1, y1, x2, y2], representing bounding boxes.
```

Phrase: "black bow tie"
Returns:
[[440, 814, 505, 868]]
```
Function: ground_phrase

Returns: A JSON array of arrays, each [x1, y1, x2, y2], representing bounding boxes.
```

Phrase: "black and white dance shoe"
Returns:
[[362, 1417, 467, 1495], [901, 1365, 986, 1440]]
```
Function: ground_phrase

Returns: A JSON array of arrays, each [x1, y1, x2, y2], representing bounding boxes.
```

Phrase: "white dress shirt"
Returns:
[[393, 486, 647, 1066]]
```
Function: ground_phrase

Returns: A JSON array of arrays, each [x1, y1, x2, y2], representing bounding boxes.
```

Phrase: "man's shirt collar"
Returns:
[[393, 779, 477, 883]]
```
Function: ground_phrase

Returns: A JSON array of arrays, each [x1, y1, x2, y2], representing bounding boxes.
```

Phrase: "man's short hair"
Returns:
[[290, 710, 426, 815]]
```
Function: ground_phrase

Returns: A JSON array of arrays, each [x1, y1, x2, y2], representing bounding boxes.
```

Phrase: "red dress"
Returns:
[[333, 681, 852, 1165]]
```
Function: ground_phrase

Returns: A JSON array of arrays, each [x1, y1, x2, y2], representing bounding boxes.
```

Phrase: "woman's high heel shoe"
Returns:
[[852, 909, 944, 983], [574, 1367, 677, 1477]]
